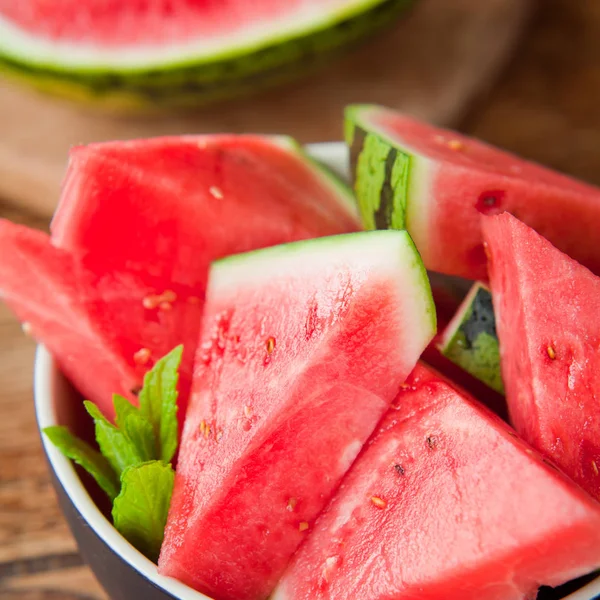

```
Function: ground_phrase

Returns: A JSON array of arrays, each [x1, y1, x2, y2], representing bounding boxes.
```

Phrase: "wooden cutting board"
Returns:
[[0, 0, 533, 218]]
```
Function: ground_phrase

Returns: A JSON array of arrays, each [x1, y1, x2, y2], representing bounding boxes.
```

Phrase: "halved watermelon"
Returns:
[[1, 136, 360, 418], [273, 364, 600, 600], [438, 281, 503, 394], [483, 212, 600, 502], [158, 231, 436, 600], [0, 1, 411, 107], [345, 104, 600, 280]]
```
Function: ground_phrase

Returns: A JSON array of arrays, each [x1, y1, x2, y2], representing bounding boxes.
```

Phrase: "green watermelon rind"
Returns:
[[210, 230, 436, 333], [0, 0, 413, 107], [345, 104, 432, 242], [438, 282, 504, 395]]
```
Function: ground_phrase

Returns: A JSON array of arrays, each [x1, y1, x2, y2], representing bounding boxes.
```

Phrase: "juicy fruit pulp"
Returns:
[[483, 212, 600, 502], [274, 364, 600, 600], [158, 231, 436, 600], [0, 136, 359, 419], [438, 281, 503, 394], [0, 220, 161, 412], [0, 1, 411, 107], [345, 104, 600, 280]]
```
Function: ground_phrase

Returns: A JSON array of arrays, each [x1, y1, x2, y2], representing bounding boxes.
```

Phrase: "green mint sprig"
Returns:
[[43, 345, 183, 561]]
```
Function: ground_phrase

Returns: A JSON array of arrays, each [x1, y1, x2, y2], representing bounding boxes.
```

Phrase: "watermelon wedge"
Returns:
[[158, 230, 436, 600], [438, 281, 503, 394], [483, 212, 600, 502], [0, 220, 177, 414], [273, 364, 600, 600], [0, 1, 411, 107], [345, 104, 600, 280], [1, 136, 360, 419]]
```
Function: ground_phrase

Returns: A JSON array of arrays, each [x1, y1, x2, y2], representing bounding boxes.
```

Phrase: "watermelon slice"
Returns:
[[273, 364, 600, 600], [0, 1, 411, 107], [483, 212, 600, 502], [438, 281, 503, 394], [158, 230, 436, 600], [345, 104, 600, 280], [1, 136, 359, 418], [0, 220, 175, 414]]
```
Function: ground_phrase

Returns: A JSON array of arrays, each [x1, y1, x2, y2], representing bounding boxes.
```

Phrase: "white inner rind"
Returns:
[[209, 230, 436, 348], [0, 0, 384, 71]]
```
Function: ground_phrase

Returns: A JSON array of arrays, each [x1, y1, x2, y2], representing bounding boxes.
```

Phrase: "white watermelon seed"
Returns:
[[370, 496, 387, 509], [143, 295, 160, 310], [286, 497, 298, 512], [162, 290, 177, 303], [133, 348, 151, 365], [244, 405, 253, 419], [209, 186, 224, 199], [448, 139, 465, 151], [21, 322, 32, 336]]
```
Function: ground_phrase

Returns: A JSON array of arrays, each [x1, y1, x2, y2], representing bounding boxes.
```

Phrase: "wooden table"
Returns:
[[1, 1, 600, 597]]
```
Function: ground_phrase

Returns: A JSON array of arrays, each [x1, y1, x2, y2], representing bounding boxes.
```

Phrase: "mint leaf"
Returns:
[[123, 413, 156, 462], [113, 394, 157, 461], [112, 461, 175, 562], [113, 394, 138, 429], [84, 401, 143, 477], [43, 426, 119, 501], [139, 345, 182, 463]]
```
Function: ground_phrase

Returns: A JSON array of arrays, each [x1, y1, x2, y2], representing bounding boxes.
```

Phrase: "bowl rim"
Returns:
[[34, 345, 211, 600], [31, 140, 600, 600]]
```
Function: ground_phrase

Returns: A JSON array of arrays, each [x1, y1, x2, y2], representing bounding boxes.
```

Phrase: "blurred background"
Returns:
[[1, 0, 599, 598]]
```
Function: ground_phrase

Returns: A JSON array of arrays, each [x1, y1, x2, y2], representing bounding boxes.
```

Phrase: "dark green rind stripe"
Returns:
[[439, 283, 504, 395], [0, 0, 412, 109], [348, 123, 411, 231]]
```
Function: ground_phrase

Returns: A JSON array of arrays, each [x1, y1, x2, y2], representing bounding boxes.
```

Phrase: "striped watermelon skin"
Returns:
[[346, 104, 600, 281], [0, 1, 412, 108]]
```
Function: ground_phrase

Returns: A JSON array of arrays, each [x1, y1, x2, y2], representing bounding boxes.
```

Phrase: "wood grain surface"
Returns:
[[3, 1, 600, 599], [0, 0, 532, 217]]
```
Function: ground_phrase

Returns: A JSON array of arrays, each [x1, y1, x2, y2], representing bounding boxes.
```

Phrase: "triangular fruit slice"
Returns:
[[158, 231, 436, 600], [273, 364, 600, 600], [14, 135, 358, 417], [0, 220, 184, 414], [483, 212, 600, 502], [345, 104, 600, 280]]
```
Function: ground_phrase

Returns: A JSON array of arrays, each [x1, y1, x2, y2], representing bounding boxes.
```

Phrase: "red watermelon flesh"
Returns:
[[421, 343, 508, 419], [483, 212, 600, 502], [52, 135, 359, 284], [0, 220, 179, 411], [158, 231, 436, 600], [273, 364, 600, 600], [1, 0, 376, 47], [350, 105, 600, 280], [48, 135, 359, 418]]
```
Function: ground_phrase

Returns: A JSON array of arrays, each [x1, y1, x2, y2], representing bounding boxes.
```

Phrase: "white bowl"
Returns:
[[33, 142, 600, 600]]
